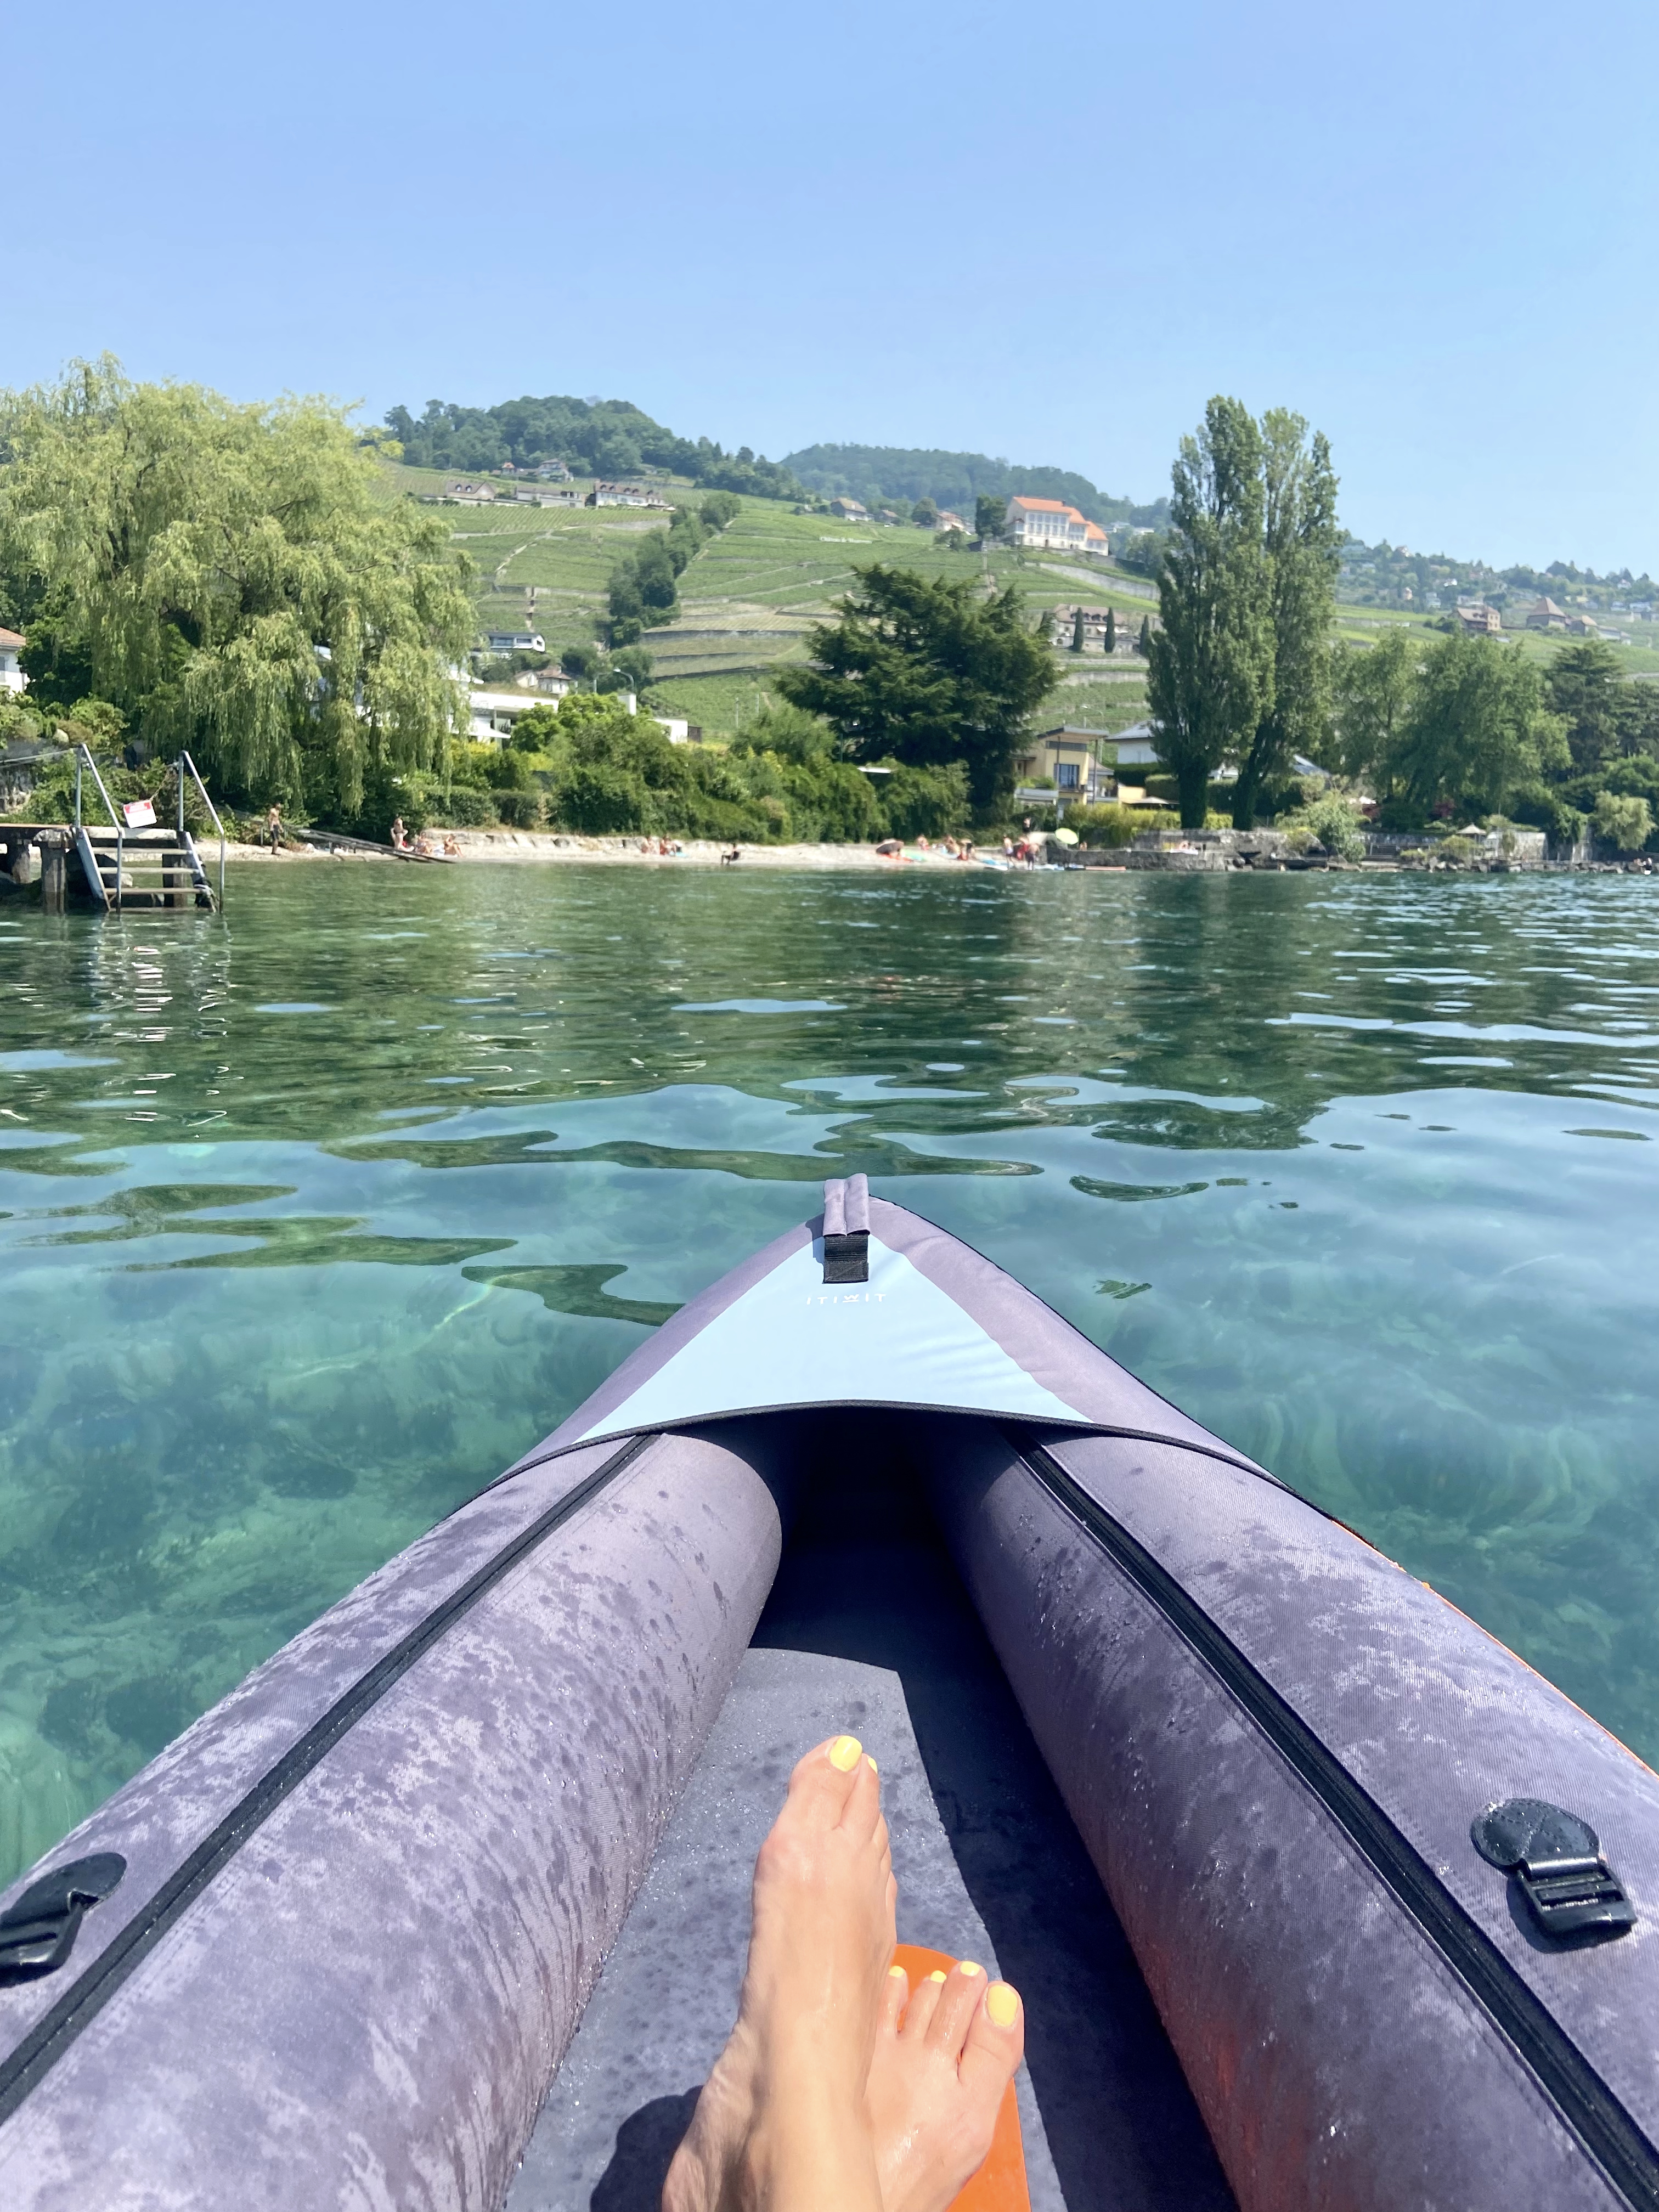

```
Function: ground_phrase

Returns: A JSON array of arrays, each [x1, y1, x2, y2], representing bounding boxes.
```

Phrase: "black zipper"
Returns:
[[1012, 1435, 1659, 2212]]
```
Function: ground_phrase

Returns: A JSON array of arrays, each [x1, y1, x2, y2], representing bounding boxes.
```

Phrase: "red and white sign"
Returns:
[[123, 799, 156, 828]]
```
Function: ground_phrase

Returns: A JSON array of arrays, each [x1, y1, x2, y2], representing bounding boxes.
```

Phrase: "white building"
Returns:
[[0, 628, 26, 695], [587, 483, 669, 509], [484, 630, 546, 654], [1004, 497, 1110, 557]]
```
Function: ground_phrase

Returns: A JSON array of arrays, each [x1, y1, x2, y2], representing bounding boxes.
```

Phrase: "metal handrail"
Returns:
[[74, 743, 123, 910], [177, 751, 226, 910], [73, 743, 122, 831]]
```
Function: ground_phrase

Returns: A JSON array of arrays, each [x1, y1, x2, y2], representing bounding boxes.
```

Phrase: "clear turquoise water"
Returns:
[[2, 862, 1656, 1885]]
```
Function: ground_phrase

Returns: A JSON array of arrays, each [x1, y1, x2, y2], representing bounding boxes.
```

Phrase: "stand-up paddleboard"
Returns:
[[1, 1180, 1655, 2212]]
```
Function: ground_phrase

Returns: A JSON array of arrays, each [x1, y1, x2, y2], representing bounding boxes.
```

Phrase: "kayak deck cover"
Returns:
[[1, 1181, 1657, 2212]]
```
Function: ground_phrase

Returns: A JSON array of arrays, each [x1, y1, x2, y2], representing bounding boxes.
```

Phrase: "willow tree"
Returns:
[[0, 359, 473, 809], [1147, 397, 1274, 826]]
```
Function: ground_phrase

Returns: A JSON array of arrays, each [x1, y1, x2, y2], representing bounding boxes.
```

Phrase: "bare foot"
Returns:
[[663, 1734, 898, 2212], [868, 1957, 1025, 2212]]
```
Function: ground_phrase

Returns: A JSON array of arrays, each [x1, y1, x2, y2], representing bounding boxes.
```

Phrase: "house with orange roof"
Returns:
[[0, 628, 26, 696], [1002, 496, 1109, 557]]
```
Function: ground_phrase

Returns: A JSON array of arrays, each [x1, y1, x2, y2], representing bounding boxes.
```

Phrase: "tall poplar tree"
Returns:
[[1147, 397, 1274, 826], [1104, 607, 1117, 656], [1229, 411, 1341, 828]]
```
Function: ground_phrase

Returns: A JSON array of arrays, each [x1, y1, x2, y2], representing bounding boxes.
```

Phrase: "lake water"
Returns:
[[2, 861, 1656, 1886]]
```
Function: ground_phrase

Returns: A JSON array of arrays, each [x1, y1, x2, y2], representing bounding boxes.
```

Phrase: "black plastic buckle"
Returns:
[[1472, 1799, 1635, 1941], [822, 1232, 869, 1285], [0, 1852, 127, 1984]]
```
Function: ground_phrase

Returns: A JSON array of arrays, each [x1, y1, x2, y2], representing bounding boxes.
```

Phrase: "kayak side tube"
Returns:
[[924, 1418, 1657, 2212], [0, 1425, 792, 2212]]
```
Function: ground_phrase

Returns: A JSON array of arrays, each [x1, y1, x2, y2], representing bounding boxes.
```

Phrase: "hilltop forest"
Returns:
[[383, 394, 800, 502]]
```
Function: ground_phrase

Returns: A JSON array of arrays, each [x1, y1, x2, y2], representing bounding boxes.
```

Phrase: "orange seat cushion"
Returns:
[[889, 1944, 1029, 2212]]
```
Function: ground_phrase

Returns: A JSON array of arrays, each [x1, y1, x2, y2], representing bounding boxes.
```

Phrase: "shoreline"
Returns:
[[234, 831, 984, 871]]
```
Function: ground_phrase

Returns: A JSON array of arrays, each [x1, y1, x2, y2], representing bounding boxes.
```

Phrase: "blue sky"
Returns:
[[10, 0, 1657, 572]]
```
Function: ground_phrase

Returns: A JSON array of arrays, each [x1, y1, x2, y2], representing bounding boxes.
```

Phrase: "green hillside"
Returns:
[[385, 461, 1155, 737]]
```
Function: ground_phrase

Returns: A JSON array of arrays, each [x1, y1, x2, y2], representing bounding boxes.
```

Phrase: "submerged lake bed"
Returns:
[[1, 861, 1656, 1885]]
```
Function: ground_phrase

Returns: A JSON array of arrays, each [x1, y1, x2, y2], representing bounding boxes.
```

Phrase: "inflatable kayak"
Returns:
[[2, 1180, 1656, 2212]]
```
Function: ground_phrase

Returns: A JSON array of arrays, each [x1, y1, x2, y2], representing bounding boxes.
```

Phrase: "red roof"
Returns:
[[0, 628, 24, 651], [1008, 495, 1073, 514]]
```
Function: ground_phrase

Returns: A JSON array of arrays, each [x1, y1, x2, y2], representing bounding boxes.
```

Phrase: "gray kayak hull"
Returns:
[[2, 1189, 1655, 2210]]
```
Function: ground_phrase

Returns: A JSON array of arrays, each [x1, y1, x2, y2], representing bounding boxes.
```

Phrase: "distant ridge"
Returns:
[[781, 443, 1169, 531], [382, 393, 801, 501]]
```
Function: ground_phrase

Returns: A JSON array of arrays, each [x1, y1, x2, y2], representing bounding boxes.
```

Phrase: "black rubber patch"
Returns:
[[1012, 1434, 1659, 2212], [822, 1231, 869, 1284], [0, 1432, 655, 2131]]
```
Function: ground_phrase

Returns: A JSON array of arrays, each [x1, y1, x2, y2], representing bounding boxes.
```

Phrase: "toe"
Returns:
[[879, 1962, 910, 2040], [960, 1979, 1024, 2106], [843, 1753, 884, 1838], [785, 1733, 867, 1827], [900, 1965, 948, 2039], [924, 1960, 989, 2055]]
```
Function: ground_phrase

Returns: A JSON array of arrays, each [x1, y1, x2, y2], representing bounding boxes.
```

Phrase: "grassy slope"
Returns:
[[386, 462, 1657, 720]]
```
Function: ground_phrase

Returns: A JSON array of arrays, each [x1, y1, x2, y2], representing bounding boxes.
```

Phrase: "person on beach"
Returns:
[[664, 1733, 1023, 2212], [266, 804, 283, 853], [390, 816, 407, 850], [721, 845, 743, 866]]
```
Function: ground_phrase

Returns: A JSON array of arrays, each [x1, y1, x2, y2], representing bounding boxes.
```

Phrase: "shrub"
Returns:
[[488, 747, 537, 792], [764, 753, 880, 842], [878, 762, 969, 840], [450, 742, 503, 788], [435, 788, 495, 828], [1279, 793, 1367, 861], [560, 763, 647, 833], [1061, 802, 1175, 848], [730, 703, 835, 764], [492, 789, 544, 828]]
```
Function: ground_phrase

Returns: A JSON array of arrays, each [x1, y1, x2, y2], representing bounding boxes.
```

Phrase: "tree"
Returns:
[[0, 359, 472, 811], [1231, 411, 1341, 828], [1593, 791, 1653, 853], [1331, 629, 1418, 788], [912, 498, 939, 528], [1104, 607, 1116, 656], [1390, 634, 1566, 818], [1070, 607, 1086, 653], [1545, 640, 1633, 775], [1147, 397, 1274, 826], [776, 565, 1056, 815], [974, 495, 1007, 541], [1137, 615, 1150, 655], [608, 644, 655, 694]]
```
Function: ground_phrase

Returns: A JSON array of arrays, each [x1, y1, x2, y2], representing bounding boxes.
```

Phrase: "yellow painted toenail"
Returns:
[[986, 1983, 1020, 2028], [865, 1756, 878, 1775], [927, 1970, 948, 1984], [959, 1961, 984, 1978], [889, 1964, 909, 1980], [828, 1735, 862, 1771]]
